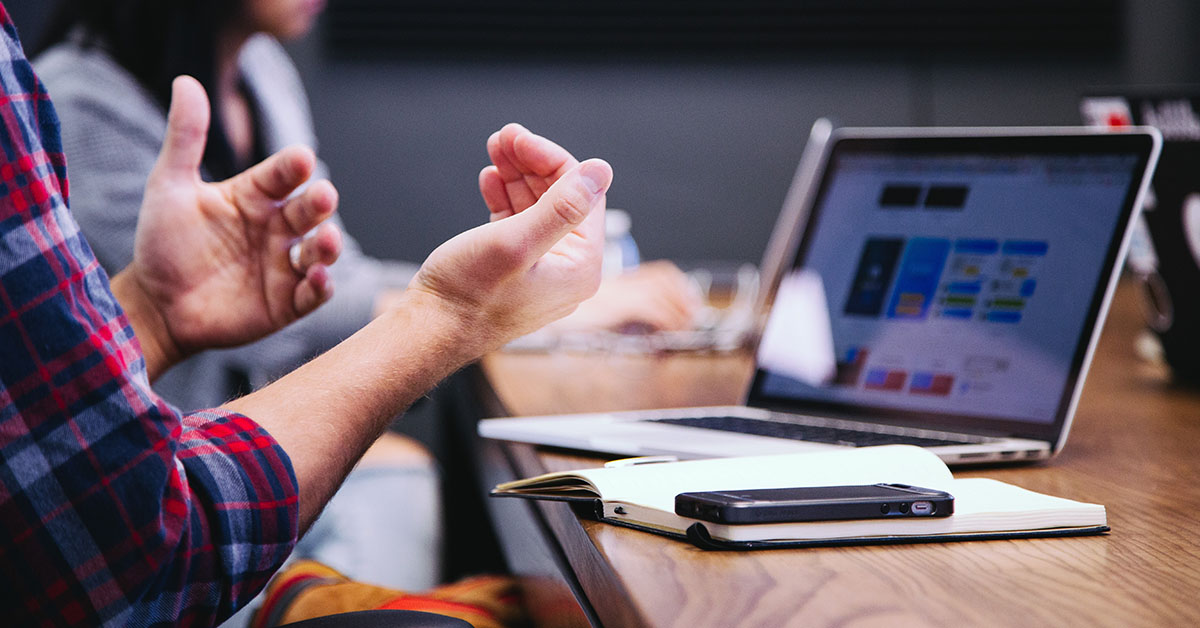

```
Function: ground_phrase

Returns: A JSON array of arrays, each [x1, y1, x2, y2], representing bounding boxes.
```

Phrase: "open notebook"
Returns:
[[492, 446, 1107, 550]]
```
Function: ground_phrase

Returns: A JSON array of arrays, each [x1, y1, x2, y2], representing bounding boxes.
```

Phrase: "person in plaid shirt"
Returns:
[[0, 3, 613, 625]]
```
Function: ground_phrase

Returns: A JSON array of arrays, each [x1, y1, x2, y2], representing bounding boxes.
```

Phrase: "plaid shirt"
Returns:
[[0, 6, 299, 626]]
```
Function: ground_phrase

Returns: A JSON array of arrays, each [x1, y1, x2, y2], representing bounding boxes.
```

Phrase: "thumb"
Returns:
[[495, 159, 612, 261], [155, 76, 210, 178]]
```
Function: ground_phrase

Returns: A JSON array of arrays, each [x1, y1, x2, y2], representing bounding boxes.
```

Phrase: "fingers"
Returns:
[[494, 159, 612, 263], [155, 76, 210, 179], [624, 303, 689, 333], [292, 222, 343, 271], [639, 261, 705, 325], [486, 124, 531, 181], [511, 129, 576, 179], [287, 221, 340, 318], [654, 288, 702, 330], [281, 179, 339, 236], [293, 263, 334, 317], [585, 262, 702, 332], [484, 123, 579, 213], [479, 166, 514, 221], [486, 126, 539, 211], [632, 288, 697, 332], [227, 145, 319, 216]]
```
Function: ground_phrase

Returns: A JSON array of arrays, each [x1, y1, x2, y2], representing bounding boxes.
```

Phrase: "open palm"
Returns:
[[409, 125, 611, 352], [124, 77, 342, 359]]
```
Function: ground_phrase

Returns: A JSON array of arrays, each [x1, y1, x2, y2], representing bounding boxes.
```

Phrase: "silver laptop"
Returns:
[[481, 126, 1161, 465]]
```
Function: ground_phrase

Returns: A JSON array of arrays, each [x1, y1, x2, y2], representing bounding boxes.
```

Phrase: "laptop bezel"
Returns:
[[743, 126, 1161, 450], [755, 117, 834, 315]]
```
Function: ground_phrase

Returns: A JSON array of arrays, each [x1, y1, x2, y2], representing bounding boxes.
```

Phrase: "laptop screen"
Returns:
[[748, 131, 1158, 444]]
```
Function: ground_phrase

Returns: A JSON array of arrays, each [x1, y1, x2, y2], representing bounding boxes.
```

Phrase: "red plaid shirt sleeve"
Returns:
[[0, 6, 300, 626]]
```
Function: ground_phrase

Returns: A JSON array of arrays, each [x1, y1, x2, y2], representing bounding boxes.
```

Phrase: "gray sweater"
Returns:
[[35, 35, 418, 410]]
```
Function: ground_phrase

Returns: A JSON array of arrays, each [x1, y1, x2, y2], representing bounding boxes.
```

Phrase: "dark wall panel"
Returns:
[[326, 1, 1121, 56], [11, 1, 1200, 266]]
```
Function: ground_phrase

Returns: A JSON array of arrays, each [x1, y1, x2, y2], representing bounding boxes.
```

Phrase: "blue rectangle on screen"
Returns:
[[910, 372, 934, 389], [864, 369, 889, 386], [986, 311, 1023, 323], [844, 238, 904, 317], [941, 308, 973, 319], [1002, 240, 1048, 256], [1020, 279, 1037, 297], [947, 281, 982, 295], [954, 239, 999, 254], [886, 238, 951, 320]]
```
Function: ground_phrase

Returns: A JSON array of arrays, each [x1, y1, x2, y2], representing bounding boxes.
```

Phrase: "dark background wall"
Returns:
[[9, 1, 1200, 267]]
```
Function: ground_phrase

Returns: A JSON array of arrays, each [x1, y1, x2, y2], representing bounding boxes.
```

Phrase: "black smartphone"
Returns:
[[674, 484, 954, 524]]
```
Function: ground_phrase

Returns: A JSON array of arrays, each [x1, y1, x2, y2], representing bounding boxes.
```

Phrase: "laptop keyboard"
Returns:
[[649, 415, 980, 448]]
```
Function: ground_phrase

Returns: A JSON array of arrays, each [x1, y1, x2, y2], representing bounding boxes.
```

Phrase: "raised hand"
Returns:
[[112, 76, 342, 378], [409, 126, 611, 353], [479, 124, 702, 334]]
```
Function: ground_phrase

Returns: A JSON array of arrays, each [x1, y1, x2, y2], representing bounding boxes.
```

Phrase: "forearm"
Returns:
[[223, 289, 481, 529]]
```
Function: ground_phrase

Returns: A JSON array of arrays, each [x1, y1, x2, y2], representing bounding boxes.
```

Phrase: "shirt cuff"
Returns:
[[176, 409, 301, 613]]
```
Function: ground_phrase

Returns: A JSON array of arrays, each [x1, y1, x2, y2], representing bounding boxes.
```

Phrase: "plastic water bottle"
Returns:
[[603, 209, 640, 276]]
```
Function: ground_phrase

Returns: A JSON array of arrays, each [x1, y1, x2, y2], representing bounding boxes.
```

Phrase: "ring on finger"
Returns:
[[288, 241, 304, 274]]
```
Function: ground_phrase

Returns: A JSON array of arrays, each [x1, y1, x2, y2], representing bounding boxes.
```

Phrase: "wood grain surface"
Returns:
[[481, 279, 1200, 627]]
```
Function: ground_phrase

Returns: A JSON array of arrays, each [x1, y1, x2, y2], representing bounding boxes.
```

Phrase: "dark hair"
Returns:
[[36, 0, 246, 180]]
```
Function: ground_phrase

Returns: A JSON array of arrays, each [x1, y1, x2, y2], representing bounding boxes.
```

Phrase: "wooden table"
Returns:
[[476, 279, 1200, 627]]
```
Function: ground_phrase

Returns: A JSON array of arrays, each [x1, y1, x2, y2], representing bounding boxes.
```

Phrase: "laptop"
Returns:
[[480, 126, 1161, 465]]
